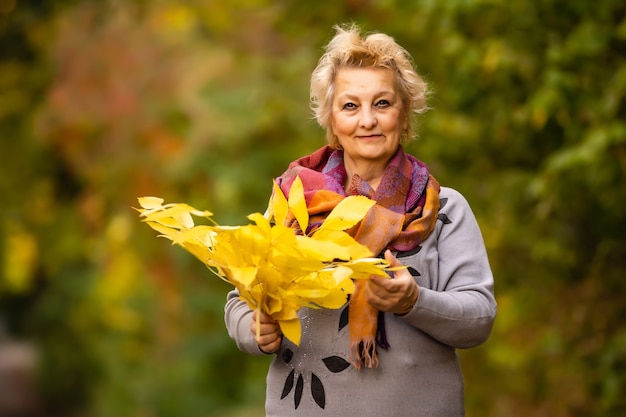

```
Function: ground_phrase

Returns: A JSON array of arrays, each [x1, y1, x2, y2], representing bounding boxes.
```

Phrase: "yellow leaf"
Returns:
[[136, 193, 393, 348], [270, 181, 288, 226], [346, 258, 394, 279], [180, 241, 215, 266], [269, 224, 299, 252], [312, 287, 350, 309], [331, 265, 355, 284], [226, 266, 258, 288], [279, 318, 302, 346], [294, 234, 352, 261], [288, 176, 309, 232], [318, 195, 375, 231], [178, 225, 217, 248], [271, 256, 325, 281], [137, 196, 165, 209], [311, 229, 373, 259], [263, 291, 284, 316], [138, 202, 212, 229], [142, 221, 177, 239]]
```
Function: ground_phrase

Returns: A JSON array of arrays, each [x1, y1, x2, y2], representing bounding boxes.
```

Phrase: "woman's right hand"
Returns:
[[251, 310, 282, 354]]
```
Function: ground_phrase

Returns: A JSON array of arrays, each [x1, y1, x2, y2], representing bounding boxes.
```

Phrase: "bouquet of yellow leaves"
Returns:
[[135, 176, 392, 346]]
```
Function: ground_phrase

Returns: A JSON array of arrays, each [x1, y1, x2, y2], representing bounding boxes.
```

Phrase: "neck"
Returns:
[[343, 157, 388, 192]]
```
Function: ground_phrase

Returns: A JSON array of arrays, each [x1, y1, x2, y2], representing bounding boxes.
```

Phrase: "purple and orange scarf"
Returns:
[[276, 145, 440, 369]]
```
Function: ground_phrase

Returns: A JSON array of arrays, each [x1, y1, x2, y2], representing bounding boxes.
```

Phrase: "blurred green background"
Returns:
[[1, 0, 625, 416]]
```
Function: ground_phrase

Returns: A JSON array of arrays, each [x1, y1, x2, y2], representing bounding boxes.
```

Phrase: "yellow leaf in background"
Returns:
[[278, 318, 302, 346], [2, 222, 38, 294], [318, 195, 375, 231], [270, 180, 288, 226], [288, 176, 308, 233]]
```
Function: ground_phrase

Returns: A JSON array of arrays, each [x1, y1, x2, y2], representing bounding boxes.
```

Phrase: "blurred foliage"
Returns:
[[0, 0, 624, 416]]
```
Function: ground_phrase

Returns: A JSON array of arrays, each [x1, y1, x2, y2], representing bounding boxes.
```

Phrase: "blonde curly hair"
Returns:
[[310, 24, 429, 148]]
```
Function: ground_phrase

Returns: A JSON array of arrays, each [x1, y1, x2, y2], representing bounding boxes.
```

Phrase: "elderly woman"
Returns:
[[224, 24, 496, 416]]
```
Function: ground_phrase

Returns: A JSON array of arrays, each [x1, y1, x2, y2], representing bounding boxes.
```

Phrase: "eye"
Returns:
[[342, 102, 357, 110], [375, 99, 391, 108]]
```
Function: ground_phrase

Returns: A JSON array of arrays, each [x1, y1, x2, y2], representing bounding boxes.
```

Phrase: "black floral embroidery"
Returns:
[[279, 338, 351, 409], [397, 246, 422, 278], [438, 197, 452, 224], [280, 368, 329, 410], [282, 348, 293, 364], [438, 213, 452, 224], [294, 373, 304, 408], [407, 266, 421, 277], [338, 304, 349, 332], [281, 369, 295, 400], [311, 373, 325, 409], [322, 356, 351, 373]]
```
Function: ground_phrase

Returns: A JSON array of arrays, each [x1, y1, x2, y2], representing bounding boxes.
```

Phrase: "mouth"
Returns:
[[356, 134, 383, 140]]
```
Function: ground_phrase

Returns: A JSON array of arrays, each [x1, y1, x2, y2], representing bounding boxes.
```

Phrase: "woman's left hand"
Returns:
[[365, 249, 419, 315]]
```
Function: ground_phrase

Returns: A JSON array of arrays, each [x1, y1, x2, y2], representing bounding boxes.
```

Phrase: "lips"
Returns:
[[356, 134, 383, 139]]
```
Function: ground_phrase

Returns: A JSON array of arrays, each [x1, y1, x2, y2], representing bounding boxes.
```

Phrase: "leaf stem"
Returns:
[[255, 307, 261, 341]]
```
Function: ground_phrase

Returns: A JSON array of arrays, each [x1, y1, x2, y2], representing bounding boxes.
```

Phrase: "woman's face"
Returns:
[[330, 67, 406, 169]]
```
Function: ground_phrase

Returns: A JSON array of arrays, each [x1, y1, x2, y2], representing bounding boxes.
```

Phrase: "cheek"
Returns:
[[386, 113, 405, 135], [330, 114, 348, 135]]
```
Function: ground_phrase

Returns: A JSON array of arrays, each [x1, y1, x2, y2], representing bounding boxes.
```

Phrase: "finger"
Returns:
[[370, 274, 402, 294], [384, 249, 401, 267], [259, 335, 282, 354], [368, 275, 387, 288], [260, 323, 281, 336], [252, 320, 279, 336], [256, 310, 274, 324], [256, 324, 282, 350], [256, 327, 280, 343], [383, 250, 415, 283]]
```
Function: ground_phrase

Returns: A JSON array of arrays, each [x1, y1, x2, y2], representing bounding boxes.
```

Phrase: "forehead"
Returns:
[[334, 67, 397, 96]]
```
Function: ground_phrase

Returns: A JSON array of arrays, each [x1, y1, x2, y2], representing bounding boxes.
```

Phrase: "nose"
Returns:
[[359, 107, 378, 129]]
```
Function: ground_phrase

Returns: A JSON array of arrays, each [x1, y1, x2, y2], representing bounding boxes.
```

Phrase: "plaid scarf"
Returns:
[[276, 145, 440, 369]]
